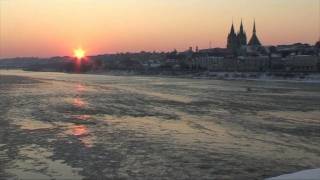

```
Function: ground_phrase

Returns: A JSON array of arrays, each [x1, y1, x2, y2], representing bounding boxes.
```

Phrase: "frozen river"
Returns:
[[1, 70, 320, 179]]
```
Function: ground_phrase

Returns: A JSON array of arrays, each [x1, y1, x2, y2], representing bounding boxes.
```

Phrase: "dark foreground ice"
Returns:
[[0, 70, 320, 180]]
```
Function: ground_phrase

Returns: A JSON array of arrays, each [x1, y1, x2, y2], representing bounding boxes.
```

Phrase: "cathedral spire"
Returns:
[[227, 21, 237, 50], [253, 19, 256, 34], [237, 19, 247, 46], [230, 22, 235, 34], [248, 20, 262, 46], [239, 19, 244, 33]]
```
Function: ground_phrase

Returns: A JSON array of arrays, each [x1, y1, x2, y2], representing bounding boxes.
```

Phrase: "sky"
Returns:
[[0, 0, 319, 58]]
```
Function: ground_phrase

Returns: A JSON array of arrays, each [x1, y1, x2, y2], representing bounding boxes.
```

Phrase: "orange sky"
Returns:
[[0, 0, 319, 58]]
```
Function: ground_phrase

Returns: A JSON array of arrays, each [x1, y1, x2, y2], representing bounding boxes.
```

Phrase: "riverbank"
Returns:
[[90, 70, 320, 83], [267, 168, 320, 180], [3, 69, 320, 83]]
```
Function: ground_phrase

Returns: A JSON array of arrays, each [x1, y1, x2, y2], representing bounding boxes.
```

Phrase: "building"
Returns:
[[284, 55, 319, 72], [227, 22, 242, 53], [237, 20, 247, 47], [248, 20, 262, 47], [190, 56, 226, 71], [227, 20, 262, 55]]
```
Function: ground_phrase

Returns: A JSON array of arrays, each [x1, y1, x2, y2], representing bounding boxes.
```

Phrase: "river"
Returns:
[[0, 70, 320, 179]]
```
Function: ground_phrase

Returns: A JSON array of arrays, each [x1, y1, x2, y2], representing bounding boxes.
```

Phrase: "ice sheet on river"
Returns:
[[1, 70, 320, 179]]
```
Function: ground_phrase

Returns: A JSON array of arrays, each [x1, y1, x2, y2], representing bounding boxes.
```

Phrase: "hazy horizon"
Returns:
[[1, 0, 320, 58]]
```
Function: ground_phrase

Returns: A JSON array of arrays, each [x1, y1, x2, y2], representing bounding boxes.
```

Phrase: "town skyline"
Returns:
[[1, 0, 319, 58]]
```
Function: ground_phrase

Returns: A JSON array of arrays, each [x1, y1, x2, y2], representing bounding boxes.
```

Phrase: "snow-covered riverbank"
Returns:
[[197, 72, 320, 83], [93, 70, 320, 83], [266, 168, 320, 180]]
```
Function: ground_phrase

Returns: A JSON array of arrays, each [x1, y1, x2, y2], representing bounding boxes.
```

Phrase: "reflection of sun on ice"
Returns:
[[72, 114, 91, 121], [72, 125, 89, 136], [74, 48, 86, 59], [71, 125, 95, 148], [73, 97, 86, 108], [76, 84, 86, 92]]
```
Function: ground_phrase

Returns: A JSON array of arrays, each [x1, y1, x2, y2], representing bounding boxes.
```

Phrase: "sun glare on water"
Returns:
[[74, 48, 86, 59]]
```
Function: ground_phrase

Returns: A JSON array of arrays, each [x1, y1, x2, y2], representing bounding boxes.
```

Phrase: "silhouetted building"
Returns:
[[316, 41, 320, 49], [316, 41, 320, 56], [227, 23, 238, 52], [227, 20, 262, 55], [248, 20, 262, 46], [237, 20, 247, 47]]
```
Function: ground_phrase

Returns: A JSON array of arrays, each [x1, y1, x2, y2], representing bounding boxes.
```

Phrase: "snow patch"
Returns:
[[266, 168, 320, 180]]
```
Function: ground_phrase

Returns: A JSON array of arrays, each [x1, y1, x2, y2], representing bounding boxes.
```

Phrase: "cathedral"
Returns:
[[227, 20, 262, 53]]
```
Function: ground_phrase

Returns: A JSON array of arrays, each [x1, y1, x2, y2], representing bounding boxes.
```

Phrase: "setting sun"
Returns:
[[74, 48, 86, 59]]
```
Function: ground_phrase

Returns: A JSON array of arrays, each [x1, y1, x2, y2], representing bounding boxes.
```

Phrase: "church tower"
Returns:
[[237, 20, 247, 46], [248, 20, 262, 46], [227, 22, 238, 51]]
